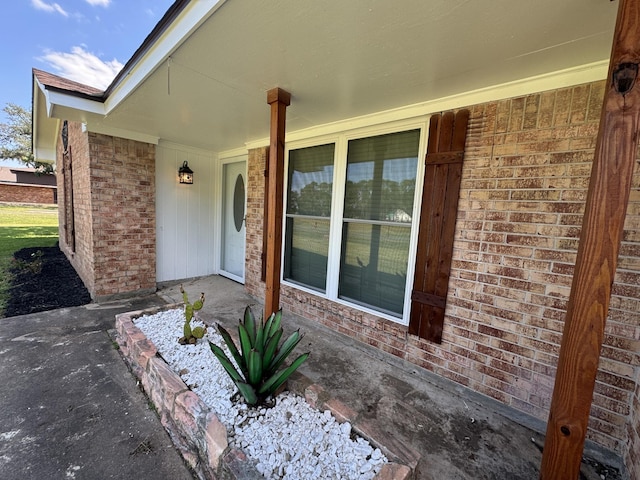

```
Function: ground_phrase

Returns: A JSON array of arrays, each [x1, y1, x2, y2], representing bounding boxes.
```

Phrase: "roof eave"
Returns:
[[103, 0, 191, 98], [103, 0, 227, 113], [32, 74, 57, 164], [31, 0, 226, 163], [32, 74, 108, 164]]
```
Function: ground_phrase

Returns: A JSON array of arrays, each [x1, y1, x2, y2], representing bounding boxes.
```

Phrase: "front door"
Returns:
[[220, 159, 246, 282]]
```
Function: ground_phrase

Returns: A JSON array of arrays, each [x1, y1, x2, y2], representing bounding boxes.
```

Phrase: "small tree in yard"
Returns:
[[0, 103, 53, 174]]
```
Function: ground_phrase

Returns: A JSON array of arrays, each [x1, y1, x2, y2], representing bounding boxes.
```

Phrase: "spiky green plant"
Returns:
[[178, 285, 206, 345], [209, 307, 309, 406]]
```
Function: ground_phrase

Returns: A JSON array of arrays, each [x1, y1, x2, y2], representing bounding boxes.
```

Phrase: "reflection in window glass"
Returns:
[[285, 218, 331, 291], [339, 130, 420, 316], [339, 223, 411, 315], [284, 143, 335, 291]]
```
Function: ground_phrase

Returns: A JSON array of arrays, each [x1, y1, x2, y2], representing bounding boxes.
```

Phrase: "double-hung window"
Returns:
[[284, 128, 421, 319]]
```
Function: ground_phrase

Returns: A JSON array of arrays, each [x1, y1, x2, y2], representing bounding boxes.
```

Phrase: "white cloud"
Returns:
[[31, 0, 69, 17], [39, 46, 124, 90], [85, 0, 111, 6]]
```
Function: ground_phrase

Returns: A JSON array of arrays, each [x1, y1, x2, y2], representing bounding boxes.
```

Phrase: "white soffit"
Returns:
[[104, 0, 228, 113], [47, 0, 620, 154]]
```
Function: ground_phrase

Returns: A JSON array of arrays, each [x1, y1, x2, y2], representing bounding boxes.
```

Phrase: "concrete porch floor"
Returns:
[[157, 275, 623, 480]]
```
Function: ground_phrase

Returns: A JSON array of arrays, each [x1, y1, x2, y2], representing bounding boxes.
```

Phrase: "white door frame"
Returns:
[[218, 156, 247, 283]]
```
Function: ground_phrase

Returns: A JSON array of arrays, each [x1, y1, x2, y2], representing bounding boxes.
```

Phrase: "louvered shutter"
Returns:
[[409, 110, 469, 343]]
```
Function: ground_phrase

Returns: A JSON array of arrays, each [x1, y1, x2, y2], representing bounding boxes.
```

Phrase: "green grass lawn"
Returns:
[[0, 203, 59, 315]]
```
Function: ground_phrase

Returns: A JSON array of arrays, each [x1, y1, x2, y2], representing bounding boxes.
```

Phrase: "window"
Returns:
[[284, 129, 421, 318], [282, 111, 469, 338], [339, 130, 420, 315], [284, 143, 335, 291]]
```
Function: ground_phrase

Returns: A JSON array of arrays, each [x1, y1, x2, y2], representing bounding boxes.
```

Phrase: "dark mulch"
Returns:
[[4, 245, 91, 317]]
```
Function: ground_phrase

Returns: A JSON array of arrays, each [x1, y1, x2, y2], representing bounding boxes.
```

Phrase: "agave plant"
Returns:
[[209, 306, 309, 406], [178, 285, 207, 345]]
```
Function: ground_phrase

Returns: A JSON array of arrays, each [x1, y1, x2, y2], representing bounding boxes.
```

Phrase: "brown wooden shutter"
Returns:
[[409, 110, 469, 343], [63, 146, 76, 253]]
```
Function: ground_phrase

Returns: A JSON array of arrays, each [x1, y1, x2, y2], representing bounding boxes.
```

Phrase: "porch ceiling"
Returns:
[[42, 0, 619, 154]]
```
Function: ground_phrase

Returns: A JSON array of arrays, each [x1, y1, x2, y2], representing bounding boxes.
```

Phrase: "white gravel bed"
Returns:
[[134, 309, 387, 479]]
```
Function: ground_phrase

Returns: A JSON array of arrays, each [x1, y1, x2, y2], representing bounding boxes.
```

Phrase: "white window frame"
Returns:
[[281, 118, 429, 326]]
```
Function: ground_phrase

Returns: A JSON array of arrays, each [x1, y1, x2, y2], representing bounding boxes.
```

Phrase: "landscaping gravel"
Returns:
[[134, 308, 388, 480]]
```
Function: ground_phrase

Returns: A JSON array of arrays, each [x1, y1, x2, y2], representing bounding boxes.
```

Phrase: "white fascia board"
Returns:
[[33, 76, 53, 117], [32, 80, 45, 157], [34, 76, 104, 121], [104, 0, 227, 114], [33, 78, 43, 118], [84, 123, 160, 145], [47, 90, 106, 116], [34, 147, 56, 163], [245, 60, 609, 150], [32, 80, 60, 163]]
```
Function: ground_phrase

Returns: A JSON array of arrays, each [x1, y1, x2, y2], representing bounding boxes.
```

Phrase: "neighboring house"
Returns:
[[0, 166, 57, 204], [31, 0, 640, 476]]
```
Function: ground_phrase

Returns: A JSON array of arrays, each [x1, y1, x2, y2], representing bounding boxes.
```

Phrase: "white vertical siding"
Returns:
[[156, 142, 218, 282]]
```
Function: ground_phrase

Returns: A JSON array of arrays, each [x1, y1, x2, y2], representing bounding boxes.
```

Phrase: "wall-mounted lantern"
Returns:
[[178, 161, 194, 184]]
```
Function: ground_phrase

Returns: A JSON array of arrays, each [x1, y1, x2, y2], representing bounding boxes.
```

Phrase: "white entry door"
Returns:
[[220, 160, 246, 282]]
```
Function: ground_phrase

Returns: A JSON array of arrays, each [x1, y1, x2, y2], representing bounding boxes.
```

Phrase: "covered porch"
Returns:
[[159, 275, 623, 479], [30, 0, 640, 477]]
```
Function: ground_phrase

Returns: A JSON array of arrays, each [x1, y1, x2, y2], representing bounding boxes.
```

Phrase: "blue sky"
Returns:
[[1, 0, 175, 167]]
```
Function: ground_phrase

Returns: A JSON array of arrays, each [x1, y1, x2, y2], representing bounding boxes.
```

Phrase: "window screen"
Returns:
[[339, 130, 419, 315], [284, 143, 335, 291]]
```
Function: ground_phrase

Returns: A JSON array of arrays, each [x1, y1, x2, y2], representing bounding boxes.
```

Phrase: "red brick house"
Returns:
[[32, 0, 639, 477], [0, 166, 56, 204]]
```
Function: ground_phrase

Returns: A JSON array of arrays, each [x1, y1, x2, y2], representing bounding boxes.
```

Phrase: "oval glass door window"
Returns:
[[233, 174, 245, 232]]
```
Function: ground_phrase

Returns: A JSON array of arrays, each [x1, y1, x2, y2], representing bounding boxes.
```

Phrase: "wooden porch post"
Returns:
[[540, 0, 640, 478], [264, 87, 291, 320]]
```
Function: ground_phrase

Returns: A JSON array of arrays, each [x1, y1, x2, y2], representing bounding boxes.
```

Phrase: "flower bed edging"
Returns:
[[115, 306, 415, 480], [115, 306, 230, 479], [286, 373, 419, 476]]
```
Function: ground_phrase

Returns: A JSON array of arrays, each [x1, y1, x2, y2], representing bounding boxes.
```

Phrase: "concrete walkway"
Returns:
[[0, 296, 195, 480], [0, 275, 623, 480]]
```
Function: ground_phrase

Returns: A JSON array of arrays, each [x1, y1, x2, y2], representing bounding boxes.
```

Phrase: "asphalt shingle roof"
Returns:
[[33, 68, 104, 98]]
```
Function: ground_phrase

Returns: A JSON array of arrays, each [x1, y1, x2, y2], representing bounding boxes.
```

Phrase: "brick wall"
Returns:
[[57, 122, 157, 300], [57, 121, 95, 295], [0, 183, 56, 204], [88, 133, 156, 299], [244, 80, 640, 469], [629, 386, 640, 479], [450, 82, 639, 461]]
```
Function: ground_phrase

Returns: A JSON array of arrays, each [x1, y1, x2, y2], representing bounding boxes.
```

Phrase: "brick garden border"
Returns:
[[114, 305, 417, 480]]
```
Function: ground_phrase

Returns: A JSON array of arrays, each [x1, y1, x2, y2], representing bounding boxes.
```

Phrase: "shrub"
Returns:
[[209, 306, 309, 406]]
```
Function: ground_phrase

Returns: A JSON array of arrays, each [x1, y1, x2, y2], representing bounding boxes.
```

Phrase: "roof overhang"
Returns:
[[33, 0, 619, 163]]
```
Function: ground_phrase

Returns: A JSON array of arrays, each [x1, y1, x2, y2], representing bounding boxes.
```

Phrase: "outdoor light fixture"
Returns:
[[178, 161, 194, 184]]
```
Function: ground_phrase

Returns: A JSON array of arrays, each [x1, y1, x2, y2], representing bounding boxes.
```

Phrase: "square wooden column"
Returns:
[[540, 0, 640, 477], [264, 88, 291, 320]]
